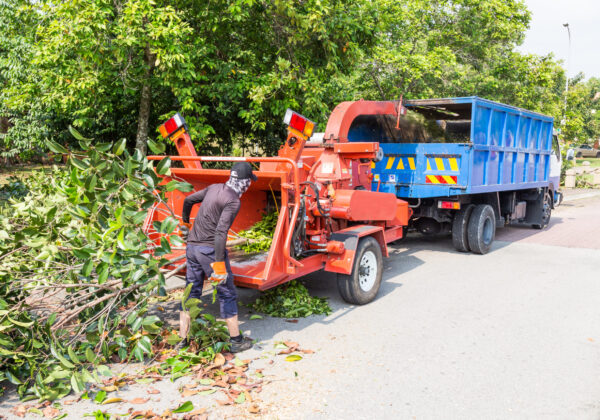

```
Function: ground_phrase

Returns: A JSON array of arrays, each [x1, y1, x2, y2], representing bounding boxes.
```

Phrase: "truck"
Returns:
[[340, 97, 563, 254], [146, 97, 562, 306]]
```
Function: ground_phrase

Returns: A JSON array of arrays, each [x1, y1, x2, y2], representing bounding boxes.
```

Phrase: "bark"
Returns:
[[135, 43, 156, 155]]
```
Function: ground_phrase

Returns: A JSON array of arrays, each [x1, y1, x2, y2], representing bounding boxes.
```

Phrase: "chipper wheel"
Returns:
[[452, 204, 475, 252], [467, 204, 496, 255], [337, 236, 383, 305]]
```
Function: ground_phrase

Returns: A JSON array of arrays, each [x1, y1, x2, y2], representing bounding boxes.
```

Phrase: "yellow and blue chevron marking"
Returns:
[[425, 156, 460, 172]]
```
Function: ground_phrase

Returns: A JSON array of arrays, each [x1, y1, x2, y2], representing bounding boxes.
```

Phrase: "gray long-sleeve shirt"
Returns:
[[181, 184, 241, 261]]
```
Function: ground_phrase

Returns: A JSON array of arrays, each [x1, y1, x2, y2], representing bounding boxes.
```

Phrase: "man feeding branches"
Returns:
[[179, 162, 257, 353]]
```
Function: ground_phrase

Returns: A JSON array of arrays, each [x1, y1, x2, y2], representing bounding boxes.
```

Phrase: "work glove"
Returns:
[[208, 261, 228, 284], [180, 223, 192, 241]]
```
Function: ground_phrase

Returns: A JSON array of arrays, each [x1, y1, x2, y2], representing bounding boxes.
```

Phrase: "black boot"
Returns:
[[229, 336, 253, 353]]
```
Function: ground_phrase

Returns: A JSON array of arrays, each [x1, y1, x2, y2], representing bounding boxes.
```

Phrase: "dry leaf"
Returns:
[[213, 353, 226, 367], [223, 353, 235, 361], [216, 399, 233, 406], [128, 397, 150, 404], [213, 380, 229, 388], [181, 389, 199, 397], [300, 349, 315, 354], [101, 397, 123, 405], [13, 405, 28, 417], [42, 406, 60, 419], [62, 399, 78, 406], [285, 319, 298, 323], [147, 388, 161, 394], [100, 385, 119, 392], [248, 403, 260, 414], [278, 349, 292, 355], [188, 408, 207, 415], [283, 341, 298, 348]]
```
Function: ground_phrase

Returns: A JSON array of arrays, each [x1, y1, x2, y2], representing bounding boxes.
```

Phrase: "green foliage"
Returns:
[[0, 130, 206, 401], [563, 76, 600, 143], [249, 280, 332, 318], [235, 211, 278, 253]]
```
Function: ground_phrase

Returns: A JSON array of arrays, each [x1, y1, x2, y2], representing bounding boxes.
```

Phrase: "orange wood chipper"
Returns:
[[144, 101, 411, 304]]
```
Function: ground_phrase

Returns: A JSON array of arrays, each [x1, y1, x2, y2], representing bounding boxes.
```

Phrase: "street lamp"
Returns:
[[562, 23, 571, 127]]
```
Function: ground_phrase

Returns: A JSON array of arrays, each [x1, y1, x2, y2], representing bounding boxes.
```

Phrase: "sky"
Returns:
[[518, 0, 600, 79]]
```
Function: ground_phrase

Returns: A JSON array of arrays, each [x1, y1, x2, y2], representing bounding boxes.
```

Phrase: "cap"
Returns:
[[230, 161, 257, 181]]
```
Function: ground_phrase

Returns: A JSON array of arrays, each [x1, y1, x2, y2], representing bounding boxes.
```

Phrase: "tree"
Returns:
[[563, 76, 600, 143]]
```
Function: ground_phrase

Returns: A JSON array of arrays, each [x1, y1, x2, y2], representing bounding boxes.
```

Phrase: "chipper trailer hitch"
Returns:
[[145, 103, 411, 304]]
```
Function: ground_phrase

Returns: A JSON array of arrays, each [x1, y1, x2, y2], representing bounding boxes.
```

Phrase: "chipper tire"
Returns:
[[452, 204, 475, 252], [467, 204, 496, 255], [337, 236, 383, 305]]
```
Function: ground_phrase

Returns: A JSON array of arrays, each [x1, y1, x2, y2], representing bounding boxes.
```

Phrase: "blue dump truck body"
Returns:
[[346, 97, 561, 254], [363, 97, 555, 199]]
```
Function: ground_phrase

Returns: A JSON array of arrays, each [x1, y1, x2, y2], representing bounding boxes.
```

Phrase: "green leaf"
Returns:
[[156, 157, 171, 175], [71, 372, 86, 393], [142, 315, 161, 326], [81, 259, 93, 277], [69, 125, 91, 141], [68, 346, 81, 364], [113, 139, 127, 156], [234, 392, 246, 404], [47, 140, 69, 154], [147, 138, 165, 154], [51, 345, 75, 368], [249, 314, 263, 320], [85, 348, 97, 364], [94, 390, 107, 404], [173, 401, 194, 413], [160, 216, 178, 234]]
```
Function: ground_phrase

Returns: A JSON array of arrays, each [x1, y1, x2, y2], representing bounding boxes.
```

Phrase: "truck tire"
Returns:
[[336, 236, 383, 305], [596, 151, 600, 158], [576, 151, 582, 157], [467, 204, 496, 255], [452, 204, 475, 252], [532, 192, 552, 229]]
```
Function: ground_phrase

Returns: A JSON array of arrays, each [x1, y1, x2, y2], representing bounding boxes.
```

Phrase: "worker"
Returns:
[[179, 162, 257, 353]]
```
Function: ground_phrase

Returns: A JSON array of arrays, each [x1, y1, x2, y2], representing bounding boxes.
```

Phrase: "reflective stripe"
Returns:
[[408, 157, 416, 170], [396, 159, 404, 170], [435, 157, 445, 171], [449, 158, 459, 172], [385, 157, 395, 170], [426, 175, 440, 184], [442, 175, 457, 184], [426, 159, 432, 171]]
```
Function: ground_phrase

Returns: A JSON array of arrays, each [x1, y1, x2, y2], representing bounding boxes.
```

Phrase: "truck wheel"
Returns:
[[336, 236, 383, 305], [467, 204, 496, 255], [532, 192, 552, 229], [576, 152, 582, 157], [596, 152, 600, 158], [452, 204, 475, 252]]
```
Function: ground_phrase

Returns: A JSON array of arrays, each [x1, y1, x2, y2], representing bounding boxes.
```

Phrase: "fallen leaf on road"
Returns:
[[213, 353, 225, 367], [285, 355, 302, 362], [147, 388, 160, 394], [173, 401, 194, 413], [128, 398, 150, 404], [188, 408, 207, 416], [285, 319, 298, 323], [13, 405, 28, 418], [300, 349, 315, 354], [181, 389, 199, 397], [101, 398, 123, 405], [248, 403, 260, 414], [234, 392, 246, 404], [223, 352, 235, 361], [62, 399, 78, 405], [100, 385, 119, 392], [216, 399, 233, 406], [42, 407, 60, 418]]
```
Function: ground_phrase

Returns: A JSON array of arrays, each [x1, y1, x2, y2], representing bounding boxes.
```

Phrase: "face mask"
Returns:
[[226, 176, 251, 197]]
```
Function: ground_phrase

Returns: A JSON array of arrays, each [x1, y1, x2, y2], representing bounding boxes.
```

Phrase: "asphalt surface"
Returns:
[[1, 191, 599, 419]]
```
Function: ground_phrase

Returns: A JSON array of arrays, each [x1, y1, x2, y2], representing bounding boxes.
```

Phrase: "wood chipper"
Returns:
[[144, 101, 411, 304]]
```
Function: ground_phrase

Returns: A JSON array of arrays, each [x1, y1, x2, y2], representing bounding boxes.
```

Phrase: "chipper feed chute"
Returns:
[[145, 104, 411, 304]]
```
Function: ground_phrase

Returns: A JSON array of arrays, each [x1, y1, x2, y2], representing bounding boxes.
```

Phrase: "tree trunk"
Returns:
[[135, 43, 156, 155]]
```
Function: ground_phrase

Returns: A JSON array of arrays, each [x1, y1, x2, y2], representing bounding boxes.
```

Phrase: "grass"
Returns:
[[574, 157, 600, 168]]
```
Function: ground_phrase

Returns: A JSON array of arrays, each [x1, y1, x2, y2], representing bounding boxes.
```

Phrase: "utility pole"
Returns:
[[562, 23, 571, 128]]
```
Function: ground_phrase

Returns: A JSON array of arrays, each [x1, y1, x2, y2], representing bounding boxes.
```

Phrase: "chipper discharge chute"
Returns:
[[144, 104, 411, 304]]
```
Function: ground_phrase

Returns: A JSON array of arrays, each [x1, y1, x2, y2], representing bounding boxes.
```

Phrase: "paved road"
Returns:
[[1, 194, 599, 419], [241, 193, 600, 419]]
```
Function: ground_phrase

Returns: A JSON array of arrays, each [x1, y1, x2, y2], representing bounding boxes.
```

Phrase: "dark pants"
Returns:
[[185, 244, 238, 319]]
